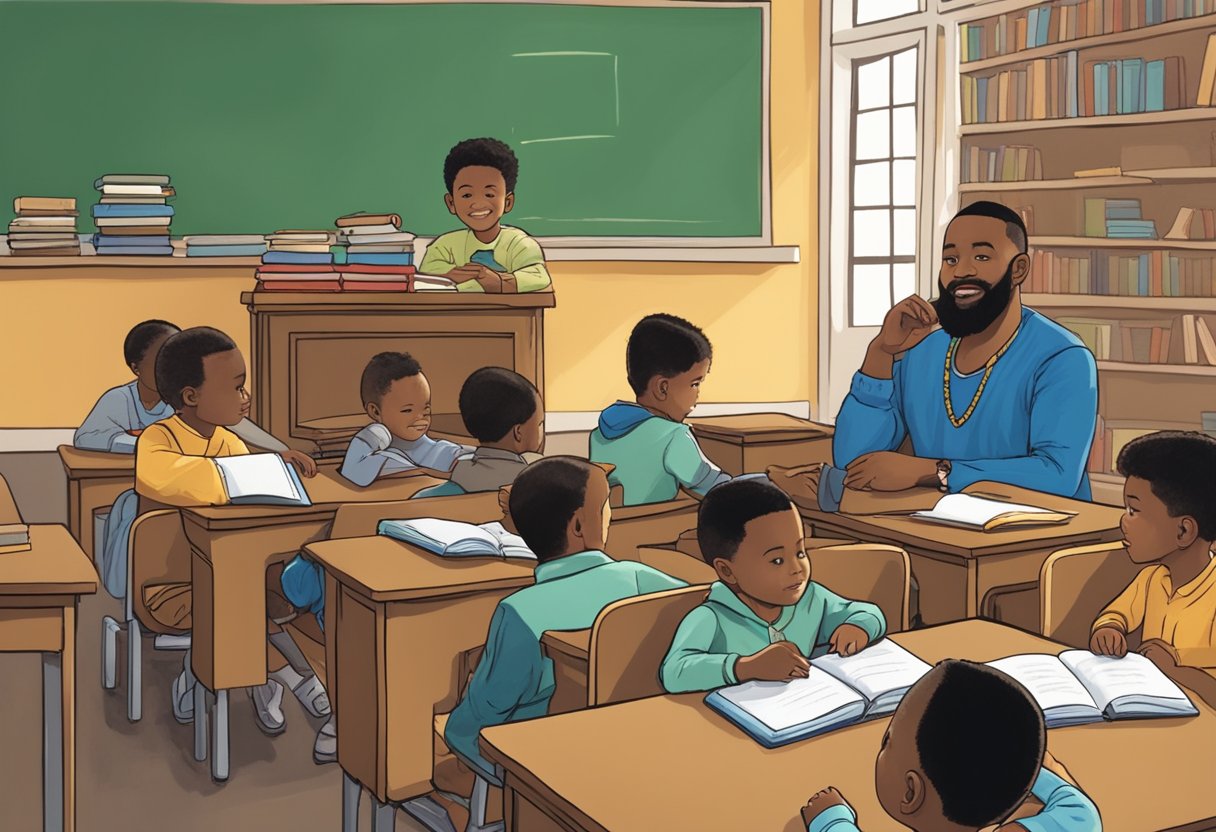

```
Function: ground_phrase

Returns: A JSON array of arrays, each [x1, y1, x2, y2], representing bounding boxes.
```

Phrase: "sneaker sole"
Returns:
[[313, 751, 337, 765], [250, 700, 287, 737]]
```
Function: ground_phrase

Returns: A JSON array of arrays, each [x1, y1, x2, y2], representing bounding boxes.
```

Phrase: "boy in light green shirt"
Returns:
[[418, 137, 551, 293], [660, 478, 886, 693]]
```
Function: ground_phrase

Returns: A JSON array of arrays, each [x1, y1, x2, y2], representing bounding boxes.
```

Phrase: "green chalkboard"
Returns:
[[0, 1, 764, 239]]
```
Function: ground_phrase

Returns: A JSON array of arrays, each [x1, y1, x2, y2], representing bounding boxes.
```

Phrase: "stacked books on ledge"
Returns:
[[184, 234, 268, 258], [0, 523, 31, 555], [335, 211, 416, 291], [1084, 198, 1156, 239], [257, 230, 338, 291], [92, 174, 174, 256], [8, 197, 80, 256]]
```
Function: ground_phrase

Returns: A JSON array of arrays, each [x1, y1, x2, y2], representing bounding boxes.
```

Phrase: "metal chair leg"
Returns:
[[127, 617, 142, 722], [342, 772, 362, 832], [193, 682, 208, 762], [101, 616, 119, 690], [211, 689, 229, 782], [371, 797, 396, 832]]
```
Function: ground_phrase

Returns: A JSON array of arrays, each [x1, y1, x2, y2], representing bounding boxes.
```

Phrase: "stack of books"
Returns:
[[961, 52, 1079, 124], [7, 197, 80, 256], [1084, 198, 1156, 239], [0, 523, 31, 555], [257, 230, 338, 291], [335, 212, 416, 291], [92, 174, 174, 256], [184, 235, 268, 258]]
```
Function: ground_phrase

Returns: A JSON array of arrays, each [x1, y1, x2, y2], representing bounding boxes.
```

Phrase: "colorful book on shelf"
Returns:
[[1058, 318, 1113, 360], [1199, 33, 1216, 106], [1088, 414, 1107, 475], [1197, 316, 1216, 364]]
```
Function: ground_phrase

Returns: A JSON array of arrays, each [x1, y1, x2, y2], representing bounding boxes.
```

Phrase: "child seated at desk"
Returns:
[[134, 326, 324, 733], [802, 660, 1101, 832], [417, 137, 551, 293], [340, 351, 471, 486], [414, 366, 544, 498], [445, 456, 686, 780], [660, 478, 886, 693], [1090, 431, 1216, 708]]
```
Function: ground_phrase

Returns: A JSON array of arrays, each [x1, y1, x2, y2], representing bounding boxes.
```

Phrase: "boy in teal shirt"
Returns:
[[445, 456, 686, 779], [661, 478, 886, 693], [418, 137, 551, 293]]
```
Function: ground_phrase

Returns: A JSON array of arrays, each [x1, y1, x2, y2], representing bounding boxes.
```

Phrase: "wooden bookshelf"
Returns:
[[960, 107, 1216, 135]]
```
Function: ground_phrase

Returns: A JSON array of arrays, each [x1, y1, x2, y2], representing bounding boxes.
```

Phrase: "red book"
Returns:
[[342, 280, 411, 292], [257, 279, 342, 292], [336, 264, 415, 275]]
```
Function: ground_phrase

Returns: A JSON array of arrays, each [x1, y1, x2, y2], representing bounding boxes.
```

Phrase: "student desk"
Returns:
[[797, 482, 1124, 628], [0, 525, 98, 832], [481, 620, 1216, 832], [180, 467, 440, 779], [57, 445, 134, 560], [687, 413, 834, 476]]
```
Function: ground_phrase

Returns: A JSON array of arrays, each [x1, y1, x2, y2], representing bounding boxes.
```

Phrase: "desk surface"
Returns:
[[56, 445, 134, 477], [241, 290, 556, 310], [0, 525, 98, 596], [687, 413, 833, 443], [482, 620, 1216, 832], [801, 482, 1124, 559], [541, 629, 592, 663]]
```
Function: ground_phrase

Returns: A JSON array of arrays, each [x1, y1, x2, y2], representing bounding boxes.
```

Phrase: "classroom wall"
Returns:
[[0, 1, 819, 430]]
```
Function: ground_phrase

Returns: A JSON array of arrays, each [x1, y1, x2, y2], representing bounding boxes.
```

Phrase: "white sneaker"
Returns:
[[289, 673, 331, 719], [172, 668, 194, 725], [249, 679, 286, 735], [313, 717, 337, 765]]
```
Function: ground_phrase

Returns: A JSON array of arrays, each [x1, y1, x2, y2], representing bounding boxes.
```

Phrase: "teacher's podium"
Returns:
[[241, 290, 554, 456]]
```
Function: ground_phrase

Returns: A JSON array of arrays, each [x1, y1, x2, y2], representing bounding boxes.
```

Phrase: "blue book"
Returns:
[[94, 246, 174, 256], [186, 244, 267, 257], [971, 27, 981, 61], [346, 253, 414, 266], [1124, 59, 1143, 114], [1095, 64, 1109, 116], [1145, 60, 1165, 112], [93, 235, 171, 246], [1037, 6, 1050, 48], [1139, 254, 1150, 296], [1028, 9, 1039, 47], [262, 251, 333, 265], [91, 204, 174, 218]]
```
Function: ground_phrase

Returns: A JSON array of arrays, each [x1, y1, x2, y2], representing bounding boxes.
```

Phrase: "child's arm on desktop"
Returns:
[[663, 430, 731, 497], [660, 609, 810, 693], [1139, 640, 1216, 710], [802, 788, 860, 832], [997, 765, 1101, 832]]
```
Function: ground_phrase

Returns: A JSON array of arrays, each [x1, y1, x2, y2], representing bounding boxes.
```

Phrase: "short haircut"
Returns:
[[953, 200, 1028, 253], [459, 367, 540, 443], [123, 319, 179, 367], [696, 478, 794, 564], [443, 137, 519, 193], [509, 457, 597, 561], [1117, 430, 1216, 540], [916, 661, 1045, 827], [625, 314, 713, 396], [154, 327, 238, 411], [360, 352, 423, 407]]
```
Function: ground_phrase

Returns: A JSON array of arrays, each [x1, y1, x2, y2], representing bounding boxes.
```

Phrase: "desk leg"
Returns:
[[211, 690, 229, 782], [67, 481, 82, 550], [371, 797, 395, 832], [193, 683, 208, 762], [43, 606, 75, 832], [342, 772, 362, 832]]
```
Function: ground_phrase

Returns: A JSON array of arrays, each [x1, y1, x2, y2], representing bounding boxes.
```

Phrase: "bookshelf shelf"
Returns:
[[1023, 294, 1216, 311], [1097, 362, 1216, 377], [960, 107, 1216, 135], [1030, 236, 1216, 251], [1124, 166, 1216, 182], [960, 176, 1151, 192]]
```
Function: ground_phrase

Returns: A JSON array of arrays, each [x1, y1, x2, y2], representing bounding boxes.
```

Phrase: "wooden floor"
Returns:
[[0, 589, 428, 832]]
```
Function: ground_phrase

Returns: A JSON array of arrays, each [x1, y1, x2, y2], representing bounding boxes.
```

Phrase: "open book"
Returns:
[[377, 517, 536, 560], [214, 454, 311, 507], [909, 493, 1074, 531], [705, 640, 932, 747], [989, 651, 1199, 727]]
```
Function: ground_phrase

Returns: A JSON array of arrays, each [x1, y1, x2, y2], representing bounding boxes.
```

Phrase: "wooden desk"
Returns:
[[57, 445, 134, 560], [482, 620, 1216, 832], [798, 482, 1124, 628], [305, 535, 535, 804], [541, 629, 593, 716], [0, 525, 98, 832], [601, 497, 698, 562], [0, 472, 22, 524], [242, 290, 554, 455], [688, 413, 834, 476]]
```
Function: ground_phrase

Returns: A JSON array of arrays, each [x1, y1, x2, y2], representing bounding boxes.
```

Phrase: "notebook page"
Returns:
[[479, 522, 537, 560], [398, 518, 500, 550], [987, 654, 1100, 712], [918, 494, 1055, 526], [714, 667, 863, 733], [214, 454, 301, 502], [1059, 650, 1192, 711], [813, 640, 932, 703]]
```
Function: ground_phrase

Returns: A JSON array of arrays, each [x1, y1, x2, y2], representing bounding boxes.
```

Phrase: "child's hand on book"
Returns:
[[828, 623, 870, 657], [1138, 638, 1180, 671], [1089, 625, 1128, 658], [735, 641, 810, 682], [802, 788, 850, 826], [280, 449, 318, 478]]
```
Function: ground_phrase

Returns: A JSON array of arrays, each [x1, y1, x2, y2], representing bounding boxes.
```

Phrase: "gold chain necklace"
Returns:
[[943, 324, 1021, 428]]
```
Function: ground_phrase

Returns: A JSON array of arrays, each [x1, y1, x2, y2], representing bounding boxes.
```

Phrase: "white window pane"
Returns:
[[855, 110, 890, 161], [854, 209, 891, 257], [893, 263, 916, 301], [893, 160, 916, 205], [893, 208, 916, 256], [893, 49, 917, 105], [856, 0, 919, 25], [856, 58, 890, 111], [892, 106, 917, 157], [853, 162, 890, 207], [852, 264, 892, 327]]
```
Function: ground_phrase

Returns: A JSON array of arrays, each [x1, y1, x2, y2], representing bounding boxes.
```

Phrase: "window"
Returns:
[[855, 0, 920, 27], [849, 46, 918, 327]]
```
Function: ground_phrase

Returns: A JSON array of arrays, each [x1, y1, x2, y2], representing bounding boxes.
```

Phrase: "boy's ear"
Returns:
[[129, 361, 141, 376], [180, 386, 200, 408], [712, 557, 736, 586], [444, 193, 457, 216], [503, 192, 515, 214], [568, 512, 585, 546], [365, 401, 382, 423], [647, 375, 670, 402], [900, 771, 926, 816], [1177, 515, 1200, 548]]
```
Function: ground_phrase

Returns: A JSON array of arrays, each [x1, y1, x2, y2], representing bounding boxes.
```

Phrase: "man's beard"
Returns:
[[932, 259, 1016, 338]]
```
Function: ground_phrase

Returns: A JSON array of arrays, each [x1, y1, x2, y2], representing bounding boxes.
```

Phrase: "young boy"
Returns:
[[340, 351, 472, 486], [1090, 431, 1216, 707], [136, 327, 325, 732], [660, 478, 885, 693], [445, 456, 686, 779], [414, 366, 544, 498], [802, 660, 1101, 832], [418, 137, 551, 294]]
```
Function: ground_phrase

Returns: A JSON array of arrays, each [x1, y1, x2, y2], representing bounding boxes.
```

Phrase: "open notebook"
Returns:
[[989, 651, 1199, 727], [705, 640, 932, 747], [377, 517, 536, 560], [909, 493, 1075, 531], [214, 454, 311, 506]]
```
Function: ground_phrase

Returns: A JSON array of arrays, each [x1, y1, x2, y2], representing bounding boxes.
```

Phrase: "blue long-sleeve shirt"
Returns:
[[833, 308, 1098, 500], [339, 423, 471, 486], [807, 767, 1101, 832], [74, 381, 174, 453]]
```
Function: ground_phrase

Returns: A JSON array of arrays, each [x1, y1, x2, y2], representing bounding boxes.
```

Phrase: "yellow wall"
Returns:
[[0, 1, 819, 429]]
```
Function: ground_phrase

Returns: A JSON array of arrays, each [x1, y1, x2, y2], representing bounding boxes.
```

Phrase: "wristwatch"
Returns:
[[935, 459, 952, 492]]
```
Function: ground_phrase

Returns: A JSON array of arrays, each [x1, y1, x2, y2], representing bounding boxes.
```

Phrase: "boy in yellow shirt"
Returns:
[[135, 327, 323, 731], [418, 137, 551, 293], [1090, 430, 1216, 707]]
